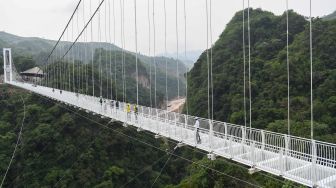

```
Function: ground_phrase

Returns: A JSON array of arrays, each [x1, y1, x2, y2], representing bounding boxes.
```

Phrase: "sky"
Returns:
[[1, 0, 335, 56]]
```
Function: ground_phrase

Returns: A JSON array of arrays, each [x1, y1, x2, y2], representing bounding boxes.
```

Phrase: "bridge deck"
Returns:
[[9, 81, 336, 188]]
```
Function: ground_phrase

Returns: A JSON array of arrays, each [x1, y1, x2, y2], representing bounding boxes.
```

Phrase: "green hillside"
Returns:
[[323, 10, 336, 21], [187, 8, 336, 142], [0, 32, 186, 100]]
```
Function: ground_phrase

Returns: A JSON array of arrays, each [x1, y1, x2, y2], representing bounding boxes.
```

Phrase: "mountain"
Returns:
[[323, 10, 336, 20], [187, 8, 336, 142], [160, 50, 203, 68], [0, 31, 187, 101]]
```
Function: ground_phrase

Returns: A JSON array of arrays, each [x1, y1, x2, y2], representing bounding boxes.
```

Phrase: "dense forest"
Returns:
[[187, 8, 336, 143], [1, 8, 336, 187]]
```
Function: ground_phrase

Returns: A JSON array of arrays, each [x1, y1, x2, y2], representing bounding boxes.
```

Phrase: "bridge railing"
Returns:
[[125, 102, 336, 170]]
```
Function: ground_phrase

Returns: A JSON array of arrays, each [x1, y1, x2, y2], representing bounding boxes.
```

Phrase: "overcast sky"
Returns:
[[1, 0, 335, 56]]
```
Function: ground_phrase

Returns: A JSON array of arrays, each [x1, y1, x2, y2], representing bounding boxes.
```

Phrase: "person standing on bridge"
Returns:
[[134, 104, 138, 122], [126, 103, 131, 121], [195, 117, 201, 144]]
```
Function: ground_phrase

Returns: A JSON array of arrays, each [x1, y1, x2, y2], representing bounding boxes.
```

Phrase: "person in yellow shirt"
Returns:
[[126, 103, 131, 121]]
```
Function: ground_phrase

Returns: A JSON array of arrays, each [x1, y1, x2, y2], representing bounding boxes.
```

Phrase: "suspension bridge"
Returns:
[[2, 0, 336, 187]]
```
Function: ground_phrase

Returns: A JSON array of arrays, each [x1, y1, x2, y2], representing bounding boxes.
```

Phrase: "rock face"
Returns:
[[167, 98, 186, 113]]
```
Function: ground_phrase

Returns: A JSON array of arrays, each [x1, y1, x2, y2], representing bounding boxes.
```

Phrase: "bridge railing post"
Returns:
[[209, 119, 213, 151], [261, 130, 265, 150], [174, 112, 177, 138], [241, 126, 246, 155], [312, 140, 317, 186]]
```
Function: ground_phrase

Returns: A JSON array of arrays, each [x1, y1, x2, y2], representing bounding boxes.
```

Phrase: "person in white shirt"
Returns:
[[195, 117, 201, 144]]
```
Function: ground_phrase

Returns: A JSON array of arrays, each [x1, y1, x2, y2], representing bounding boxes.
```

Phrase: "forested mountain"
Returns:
[[0, 31, 187, 100], [187, 8, 336, 142], [323, 11, 336, 21]]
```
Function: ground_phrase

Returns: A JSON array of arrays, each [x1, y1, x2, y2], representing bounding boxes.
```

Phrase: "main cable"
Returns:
[[46, 0, 82, 62]]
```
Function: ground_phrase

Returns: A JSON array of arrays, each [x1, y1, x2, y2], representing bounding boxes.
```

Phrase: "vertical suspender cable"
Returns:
[[105, 0, 109, 98], [210, 0, 214, 120], [66, 29, 70, 91], [164, 0, 168, 110], [153, 0, 157, 107], [109, 0, 113, 100], [77, 10, 80, 93], [286, 0, 290, 135], [134, 0, 138, 105], [122, 0, 126, 102], [148, 0, 152, 107], [248, 0, 252, 132], [72, 17, 75, 92], [184, 0, 188, 116], [113, 0, 117, 101], [176, 0, 180, 100], [206, 0, 210, 120], [98, 1, 103, 97], [243, 0, 247, 129], [90, 0, 95, 96], [309, 0, 314, 140], [84, 0, 89, 94], [119, 0, 124, 102]]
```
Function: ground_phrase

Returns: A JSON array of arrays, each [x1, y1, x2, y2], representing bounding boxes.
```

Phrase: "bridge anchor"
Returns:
[[155, 134, 162, 139], [122, 122, 128, 128], [207, 153, 216, 161], [248, 167, 260, 175]]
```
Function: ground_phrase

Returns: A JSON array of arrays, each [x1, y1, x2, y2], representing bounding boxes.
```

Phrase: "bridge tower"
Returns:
[[3, 48, 13, 83]]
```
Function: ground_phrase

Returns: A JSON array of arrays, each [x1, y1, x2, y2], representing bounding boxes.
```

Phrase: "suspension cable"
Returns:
[[184, 0, 188, 116], [210, 0, 214, 121], [286, 0, 290, 136], [72, 16, 75, 92], [122, 0, 126, 102], [176, 0, 180, 100], [243, 0, 247, 129], [150, 149, 176, 188], [90, 0, 95, 96], [109, 0, 113, 100], [309, 0, 314, 140], [248, 0, 252, 132], [206, 0, 210, 120], [134, 0, 139, 105], [148, 0, 152, 108], [164, 0, 168, 111], [98, 0, 102, 98], [113, 0, 117, 101], [46, 0, 82, 62], [105, 0, 109, 98], [153, 0, 157, 107]]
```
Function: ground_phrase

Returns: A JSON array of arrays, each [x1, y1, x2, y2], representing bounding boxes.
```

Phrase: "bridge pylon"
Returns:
[[3, 48, 13, 83]]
